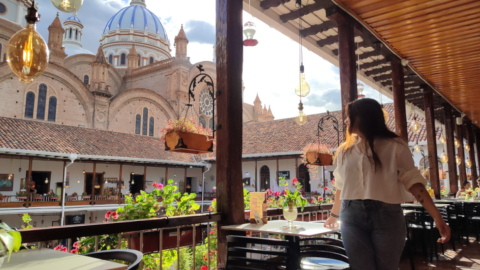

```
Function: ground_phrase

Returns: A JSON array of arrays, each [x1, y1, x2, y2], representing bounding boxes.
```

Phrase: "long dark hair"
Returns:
[[342, 98, 398, 171]]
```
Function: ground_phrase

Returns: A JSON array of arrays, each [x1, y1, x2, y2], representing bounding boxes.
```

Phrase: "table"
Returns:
[[402, 203, 450, 208], [403, 210, 414, 216], [3, 249, 128, 270], [222, 220, 339, 269]]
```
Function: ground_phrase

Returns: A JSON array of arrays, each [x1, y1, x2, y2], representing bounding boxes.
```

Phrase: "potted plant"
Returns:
[[161, 117, 213, 154], [15, 191, 27, 201], [108, 190, 117, 200], [81, 192, 91, 200], [302, 143, 333, 166], [33, 191, 43, 201], [48, 192, 59, 201], [0, 193, 4, 202], [68, 192, 78, 200], [280, 177, 308, 229], [98, 191, 107, 200]]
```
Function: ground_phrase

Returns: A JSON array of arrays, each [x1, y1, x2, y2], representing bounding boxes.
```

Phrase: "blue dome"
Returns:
[[66, 16, 81, 23], [103, 5, 167, 39]]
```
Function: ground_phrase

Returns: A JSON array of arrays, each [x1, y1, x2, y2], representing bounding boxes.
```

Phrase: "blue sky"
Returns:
[[35, 0, 391, 120]]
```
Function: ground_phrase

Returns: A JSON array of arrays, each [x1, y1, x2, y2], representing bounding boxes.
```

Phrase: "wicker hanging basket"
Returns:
[[165, 131, 213, 154], [305, 152, 333, 166]]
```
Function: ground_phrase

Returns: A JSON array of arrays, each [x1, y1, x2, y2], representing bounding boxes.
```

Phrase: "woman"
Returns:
[[456, 181, 471, 198], [324, 98, 450, 270]]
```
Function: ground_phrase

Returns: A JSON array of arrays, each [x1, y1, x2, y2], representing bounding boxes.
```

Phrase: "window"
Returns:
[[149, 117, 154, 137], [138, 54, 141, 66], [142, 108, 148, 135], [47, 97, 57, 122], [75, 29, 78, 40], [36, 84, 47, 120], [199, 116, 206, 128], [149, 57, 154, 64], [25, 92, 35, 118], [135, 114, 141, 134], [83, 75, 89, 85], [120, 54, 126, 65], [108, 55, 113, 64], [0, 3, 6, 14], [69, 28, 72, 39]]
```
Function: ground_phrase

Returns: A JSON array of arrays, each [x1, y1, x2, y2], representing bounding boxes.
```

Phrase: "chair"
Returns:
[[83, 249, 143, 270], [226, 235, 290, 270], [466, 203, 480, 242], [298, 237, 350, 270]]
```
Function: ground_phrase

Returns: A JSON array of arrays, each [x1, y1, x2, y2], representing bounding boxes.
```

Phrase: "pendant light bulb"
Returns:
[[439, 135, 446, 144], [411, 118, 422, 134], [414, 143, 421, 153], [82, 170, 85, 174], [454, 138, 460, 148], [243, 21, 258, 47], [357, 82, 365, 98], [7, 2, 49, 83], [456, 155, 462, 166], [466, 158, 472, 168], [440, 152, 448, 164], [465, 144, 471, 152], [45, 177, 49, 184], [131, 180, 135, 185], [295, 65, 310, 97], [51, 0, 84, 13]]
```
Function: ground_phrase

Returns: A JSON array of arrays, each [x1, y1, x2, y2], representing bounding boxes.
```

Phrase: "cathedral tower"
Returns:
[[254, 94, 262, 114], [47, 13, 67, 65], [127, 45, 140, 71], [174, 25, 188, 60]]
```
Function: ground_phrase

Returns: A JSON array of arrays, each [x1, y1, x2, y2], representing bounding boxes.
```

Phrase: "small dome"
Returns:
[[102, 3, 167, 40], [65, 46, 93, 56], [66, 16, 81, 23]]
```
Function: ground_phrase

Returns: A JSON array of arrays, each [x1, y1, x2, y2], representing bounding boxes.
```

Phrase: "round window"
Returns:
[[0, 3, 6, 15]]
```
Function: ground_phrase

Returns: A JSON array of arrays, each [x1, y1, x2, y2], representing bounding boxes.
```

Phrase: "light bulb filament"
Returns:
[[22, 29, 34, 75], [62, 0, 71, 8]]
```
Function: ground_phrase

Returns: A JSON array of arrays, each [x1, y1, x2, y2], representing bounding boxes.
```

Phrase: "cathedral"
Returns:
[[0, 0, 274, 139]]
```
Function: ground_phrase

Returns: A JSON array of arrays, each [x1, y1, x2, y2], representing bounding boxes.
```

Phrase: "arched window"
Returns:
[[149, 57, 154, 64], [25, 92, 35, 118], [36, 84, 47, 120], [199, 116, 206, 128], [47, 97, 57, 122], [138, 54, 141, 66], [135, 115, 141, 134], [75, 29, 78, 40], [69, 28, 72, 39], [108, 55, 113, 64], [84, 75, 89, 85], [120, 54, 126, 65], [149, 117, 154, 137], [142, 108, 148, 135], [260, 166, 270, 191]]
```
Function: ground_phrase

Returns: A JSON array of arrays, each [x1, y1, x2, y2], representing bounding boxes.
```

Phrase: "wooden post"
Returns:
[[456, 117, 467, 186], [295, 158, 299, 179], [61, 161, 66, 203], [143, 165, 147, 191], [165, 166, 168, 183], [475, 131, 480, 188], [254, 160, 257, 192], [118, 163, 123, 204], [216, 0, 245, 268], [443, 105, 458, 194], [390, 58, 408, 141], [423, 88, 441, 199], [26, 157, 33, 208], [276, 158, 279, 187], [91, 162, 96, 204], [327, 8, 358, 124], [184, 167, 187, 192], [465, 121, 478, 189]]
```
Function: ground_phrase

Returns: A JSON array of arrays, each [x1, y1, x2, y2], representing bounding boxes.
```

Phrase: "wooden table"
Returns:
[[3, 249, 128, 270], [222, 220, 339, 269]]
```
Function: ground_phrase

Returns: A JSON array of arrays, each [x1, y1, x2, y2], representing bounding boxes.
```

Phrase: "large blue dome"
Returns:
[[103, 4, 168, 40]]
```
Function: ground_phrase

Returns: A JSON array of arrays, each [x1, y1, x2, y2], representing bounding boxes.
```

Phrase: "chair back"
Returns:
[[83, 249, 143, 270], [226, 235, 290, 270]]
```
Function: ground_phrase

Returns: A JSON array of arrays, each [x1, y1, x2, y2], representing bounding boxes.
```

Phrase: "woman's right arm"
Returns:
[[324, 189, 341, 228]]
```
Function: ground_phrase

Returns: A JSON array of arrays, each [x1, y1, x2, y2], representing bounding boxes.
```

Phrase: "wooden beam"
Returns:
[[216, 0, 245, 268], [331, 49, 338, 56], [61, 161, 66, 202], [260, 0, 290, 10], [359, 50, 384, 60], [254, 159, 257, 192], [295, 158, 298, 179], [360, 59, 388, 70], [300, 21, 336, 37], [475, 131, 480, 189], [165, 166, 168, 182], [391, 58, 408, 142], [456, 117, 467, 187], [280, 0, 334, 23], [184, 167, 187, 192], [92, 162, 96, 204], [465, 121, 478, 189], [364, 66, 391, 77], [317, 35, 337, 47], [444, 105, 458, 194], [424, 89, 441, 199], [373, 74, 392, 82], [26, 157, 33, 208], [328, 8, 357, 125]]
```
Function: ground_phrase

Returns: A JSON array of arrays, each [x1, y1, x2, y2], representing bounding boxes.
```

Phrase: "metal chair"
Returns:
[[298, 237, 350, 270], [83, 249, 143, 270]]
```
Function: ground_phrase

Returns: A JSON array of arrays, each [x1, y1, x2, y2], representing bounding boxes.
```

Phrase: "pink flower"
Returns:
[[212, 198, 216, 202], [266, 189, 273, 196], [201, 266, 208, 270], [71, 248, 79, 254], [292, 178, 298, 185], [331, 180, 335, 185], [112, 211, 118, 220], [73, 241, 80, 248], [324, 187, 329, 191], [284, 189, 288, 196], [157, 183, 164, 190], [105, 211, 112, 219], [274, 191, 280, 197], [319, 196, 323, 201], [54, 245, 67, 252], [209, 230, 215, 235]]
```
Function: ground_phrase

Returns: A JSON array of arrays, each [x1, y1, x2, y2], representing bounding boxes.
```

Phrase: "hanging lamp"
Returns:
[[7, 1, 49, 83], [456, 155, 462, 166], [411, 117, 421, 134], [465, 143, 471, 152], [454, 138, 460, 148], [295, 1, 309, 126], [440, 151, 448, 164], [414, 142, 421, 153], [51, 0, 84, 13], [466, 158, 472, 168], [243, 0, 258, 47]]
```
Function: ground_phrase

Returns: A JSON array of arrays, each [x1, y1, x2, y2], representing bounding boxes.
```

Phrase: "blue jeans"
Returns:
[[340, 200, 406, 270]]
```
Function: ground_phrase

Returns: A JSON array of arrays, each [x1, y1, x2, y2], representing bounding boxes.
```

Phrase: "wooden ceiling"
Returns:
[[333, 0, 480, 126]]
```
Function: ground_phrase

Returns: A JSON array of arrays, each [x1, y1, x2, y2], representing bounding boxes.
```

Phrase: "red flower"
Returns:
[[292, 178, 298, 185], [209, 230, 215, 235], [324, 187, 329, 191], [284, 190, 288, 196], [201, 266, 208, 270], [274, 191, 280, 197], [71, 248, 79, 254], [266, 189, 273, 196], [203, 254, 208, 262], [105, 211, 112, 219], [73, 241, 80, 248], [153, 182, 158, 188], [54, 245, 67, 252], [319, 196, 323, 201], [112, 211, 118, 220]]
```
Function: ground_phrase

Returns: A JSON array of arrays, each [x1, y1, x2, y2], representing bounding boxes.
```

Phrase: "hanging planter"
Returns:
[[162, 65, 216, 155], [302, 143, 333, 166]]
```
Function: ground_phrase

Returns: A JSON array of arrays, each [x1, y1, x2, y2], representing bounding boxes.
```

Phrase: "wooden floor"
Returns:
[[400, 237, 480, 270]]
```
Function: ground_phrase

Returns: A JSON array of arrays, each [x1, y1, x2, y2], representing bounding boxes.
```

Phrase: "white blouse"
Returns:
[[333, 137, 427, 204]]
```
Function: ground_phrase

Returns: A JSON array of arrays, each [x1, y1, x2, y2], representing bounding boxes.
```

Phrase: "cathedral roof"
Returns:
[[66, 15, 81, 23], [129, 45, 138, 56], [254, 94, 261, 103], [175, 25, 188, 41], [49, 13, 63, 29], [102, 1, 168, 40], [94, 47, 108, 64]]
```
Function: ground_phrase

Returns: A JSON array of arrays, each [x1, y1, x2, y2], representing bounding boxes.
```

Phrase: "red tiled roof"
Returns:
[[0, 117, 195, 163]]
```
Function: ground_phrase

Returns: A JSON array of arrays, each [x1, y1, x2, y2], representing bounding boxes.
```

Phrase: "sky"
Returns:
[[35, 0, 391, 120]]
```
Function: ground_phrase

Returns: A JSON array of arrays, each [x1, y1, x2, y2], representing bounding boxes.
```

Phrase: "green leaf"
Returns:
[[0, 231, 13, 262], [9, 231, 21, 252]]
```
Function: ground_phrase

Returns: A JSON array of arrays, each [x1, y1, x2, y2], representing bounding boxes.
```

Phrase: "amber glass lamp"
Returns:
[[7, 1, 49, 83], [51, 0, 83, 13], [454, 138, 460, 148], [456, 155, 462, 166], [466, 158, 472, 169], [440, 151, 448, 164], [439, 135, 446, 144], [295, 102, 307, 126], [465, 143, 471, 152], [411, 117, 421, 134]]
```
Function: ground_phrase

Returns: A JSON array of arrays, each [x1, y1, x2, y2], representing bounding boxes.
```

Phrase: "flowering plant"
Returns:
[[302, 143, 331, 158], [160, 117, 212, 142], [280, 177, 308, 211], [440, 185, 447, 196]]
